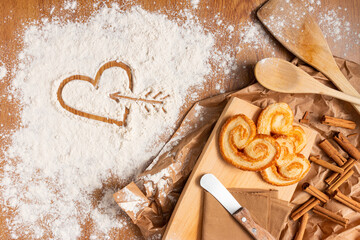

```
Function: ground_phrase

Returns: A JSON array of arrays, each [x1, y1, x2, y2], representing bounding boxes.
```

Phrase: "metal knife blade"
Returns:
[[200, 173, 241, 214]]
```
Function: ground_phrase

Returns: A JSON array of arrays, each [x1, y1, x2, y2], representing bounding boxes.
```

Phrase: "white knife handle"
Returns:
[[233, 207, 276, 240]]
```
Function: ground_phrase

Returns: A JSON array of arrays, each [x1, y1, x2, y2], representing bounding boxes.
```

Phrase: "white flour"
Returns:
[[1, 4, 234, 240], [318, 8, 360, 53], [304, 0, 360, 51], [239, 0, 359, 59], [117, 188, 148, 218], [237, 19, 278, 54], [63, 0, 77, 11], [0, 61, 6, 80], [190, 0, 200, 9]]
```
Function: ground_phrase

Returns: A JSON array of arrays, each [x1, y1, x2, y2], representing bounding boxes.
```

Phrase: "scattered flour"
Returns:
[[0, 61, 7, 80], [237, 19, 278, 56], [1, 0, 358, 239], [63, 0, 77, 11], [302, 0, 359, 56], [92, 189, 126, 233], [50, 6, 56, 15], [190, 0, 200, 9], [118, 188, 148, 218], [1, 4, 234, 240], [141, 168, 171, 198], [318, 9, 356, 44], [243, 0, 359, 58]]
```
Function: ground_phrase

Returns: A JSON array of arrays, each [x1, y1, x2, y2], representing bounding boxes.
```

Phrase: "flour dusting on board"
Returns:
[[256, 0, 359, 57], [303, 0, 360, 54], [1, 4, 235, 240]]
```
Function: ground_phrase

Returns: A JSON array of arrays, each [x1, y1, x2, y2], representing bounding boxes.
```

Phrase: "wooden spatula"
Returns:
[[255, 58, 360, 105], [257, 0, 360, 113]]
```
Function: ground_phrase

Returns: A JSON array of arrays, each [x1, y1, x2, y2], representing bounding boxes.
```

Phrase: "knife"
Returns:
[[200, 174, 276, 240]]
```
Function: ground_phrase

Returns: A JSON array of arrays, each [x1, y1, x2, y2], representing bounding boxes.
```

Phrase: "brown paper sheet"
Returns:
[[202, 189, 293, 240], [114, 57, 360, 239]]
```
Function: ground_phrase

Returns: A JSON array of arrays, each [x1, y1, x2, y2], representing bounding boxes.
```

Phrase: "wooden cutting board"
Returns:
[[163, 97, 317, 240]]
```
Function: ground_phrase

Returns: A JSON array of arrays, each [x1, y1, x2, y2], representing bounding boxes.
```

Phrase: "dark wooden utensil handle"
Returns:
[[233, 207, 276, 240]]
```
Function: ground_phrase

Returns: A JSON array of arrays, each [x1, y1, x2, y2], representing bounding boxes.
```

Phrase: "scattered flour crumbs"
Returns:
[[190, 0, 200, 9], [0, 61, 7, 80], [236, 0, 359, 57], [1, 0, 358, 239], [1, 4, 234, 240]]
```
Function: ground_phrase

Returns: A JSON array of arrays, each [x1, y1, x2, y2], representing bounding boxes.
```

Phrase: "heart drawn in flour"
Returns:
[[57, 61, 133, 126]]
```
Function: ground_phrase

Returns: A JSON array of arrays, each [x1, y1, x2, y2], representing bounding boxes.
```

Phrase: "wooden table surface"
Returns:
[[0, 0, 359, 239]]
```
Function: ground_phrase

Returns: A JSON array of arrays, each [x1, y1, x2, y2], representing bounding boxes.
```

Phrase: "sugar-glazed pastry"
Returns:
[[261, 155, 310, 186], [227, 114, 257, 150], [287, 126, 307, 153], [241, 135, 280, 171], [257, 102, 306, 152], [260, 136, 310, 186], [257, 102, 294, 135], [219, 114, 279, 171], [274, 135, 295, 167]]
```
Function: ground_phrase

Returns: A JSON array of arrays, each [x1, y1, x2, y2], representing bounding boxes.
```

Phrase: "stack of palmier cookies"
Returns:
[[219, 102, 310, 186]]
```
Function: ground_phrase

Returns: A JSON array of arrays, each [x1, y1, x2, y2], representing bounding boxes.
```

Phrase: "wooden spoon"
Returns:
[[255, 58, 360, 105], [257, 0, 360, 113]]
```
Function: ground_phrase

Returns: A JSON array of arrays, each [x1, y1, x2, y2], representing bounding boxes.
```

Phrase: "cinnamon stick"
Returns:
[[333, 132, 360, 160], [291, 197, 320, 221], [302, 183, 329, 203], [327, 169, 354, 194], [313, 205, 348, 227], [299, 119, 309, 124], [309, 156, 344, 173], [303, 111, 309, 119], [294, 213, 309, 240], [333, 190, 360, 213], [347, 133, 358, 138], [319, 139, 346, 166], [325, 158, 355, 185], [299, 111, 310, 124], [321, 115, 356, 129]]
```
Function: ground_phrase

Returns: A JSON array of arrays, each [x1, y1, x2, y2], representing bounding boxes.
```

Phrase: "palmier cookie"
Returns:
[[257, 102, 294, 135], [274, 135, 295, 166], [287, 126, 306, 153], [220, 114, 257, 151], [261, 136, 310, 186], [219, 115, 279, 171]]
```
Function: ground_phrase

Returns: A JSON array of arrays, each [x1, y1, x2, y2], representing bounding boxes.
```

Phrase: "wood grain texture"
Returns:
[[232, 207, 276, 240], [255, 58, 360, 105], [258, 0, 360, 114], [0, 0, 358, 239], [163, 97, 317, 240]]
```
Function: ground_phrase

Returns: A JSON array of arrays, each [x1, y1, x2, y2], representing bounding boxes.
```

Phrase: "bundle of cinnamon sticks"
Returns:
[[292, 131, 360, 240]]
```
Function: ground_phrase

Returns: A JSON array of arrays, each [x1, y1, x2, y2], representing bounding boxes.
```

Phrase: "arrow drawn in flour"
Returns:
[[109, 90, 169, 113]]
